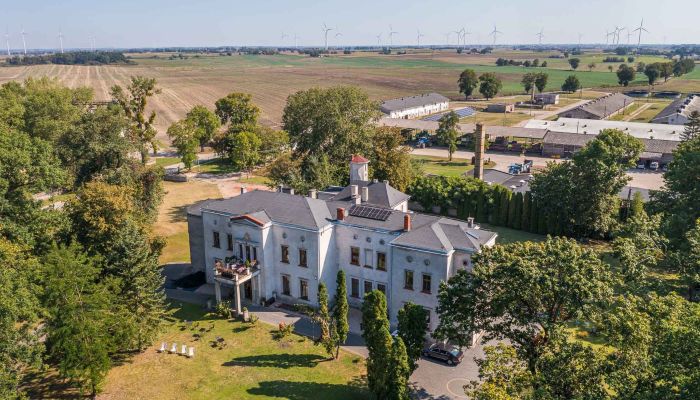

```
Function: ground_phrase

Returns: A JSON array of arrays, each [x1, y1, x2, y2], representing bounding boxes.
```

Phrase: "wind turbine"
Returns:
[[489, 25, 502, 45], [20, 27, 27, 55], [416, 29, 424, 47], [578, 33, 583, 46], [376, 33, 383, 47], [536, 28, 544, 46], [614, 26, 625, 45], [58, 29, 64, 54], [281, 32, 289, 44], [293, 33, 299, 49], [335, 31, 342, 46], [4, 28, 9, 56], [321, 23, 333, 50], [462, 29, 472, 49], [633, 19, 649, 53], [445, 32, 451, 46], [452, 29, 462, 47], [388, 25, 398, 46]]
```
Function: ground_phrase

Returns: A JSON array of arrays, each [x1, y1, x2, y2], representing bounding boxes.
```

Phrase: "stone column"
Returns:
[[214, 280, 222, 304], [235, 281, 242, 316], [473, 123, 486, 180]]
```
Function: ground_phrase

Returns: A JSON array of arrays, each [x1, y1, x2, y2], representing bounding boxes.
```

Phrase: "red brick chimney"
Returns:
[[336, 207, 345, 221], [403, 214, 411, 232]]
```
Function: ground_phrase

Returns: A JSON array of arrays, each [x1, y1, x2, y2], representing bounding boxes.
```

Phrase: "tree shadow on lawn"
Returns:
[[166, 203, 190, 224], [247, 377, 369, 400], [222, 353, 327, 369]]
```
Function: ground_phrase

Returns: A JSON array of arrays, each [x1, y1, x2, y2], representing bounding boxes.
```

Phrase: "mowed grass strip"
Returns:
[[98, 302, 368, 400]]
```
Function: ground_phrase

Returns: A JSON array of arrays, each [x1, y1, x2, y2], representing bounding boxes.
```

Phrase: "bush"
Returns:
[[216, 301, 233, 319]]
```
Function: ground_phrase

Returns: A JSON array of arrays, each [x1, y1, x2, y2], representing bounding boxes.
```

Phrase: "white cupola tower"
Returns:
[[349, 154, 369, 182]]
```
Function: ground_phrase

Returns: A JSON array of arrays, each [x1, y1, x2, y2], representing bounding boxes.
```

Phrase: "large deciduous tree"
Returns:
[[185, 105, 221, 151], [435, 237, 614, 374], [617, 64, 636, 86], [561, 75, 581, 93], [530, 129, 643, 238], [110, 76, 161, 164], [370, 127, 416, 192], [436, 111, 459, 161], [167, 119, 199, 170], [458, 68, 478, 99], [568, 58, 580, 70], [214, 92, 260, 130], [397, 302, 428, 373], [478, 73, 502, 100]]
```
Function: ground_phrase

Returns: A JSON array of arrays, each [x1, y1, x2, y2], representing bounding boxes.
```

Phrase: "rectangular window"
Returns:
[[213, 231, 220, 248], [227, 234, 233, 251], [422, 274, 432, 294], [245, 245, 251, 261], [299, 279, 309, 300], [424, 308, 431, 325], [299, 249, 307, 267], [364, 280, 373, 296], [377, 283, 387, 295], [282, 275, 290, 296], [351, 278, 360, 298], [253, 247, 257, 261], [404, 270, 414, 290], [376, 252, 387, 271], [364, 249, 373, 268], [238, 243, 243, 259], [350, 247, 360, 266], [281, 245, 289, 263]]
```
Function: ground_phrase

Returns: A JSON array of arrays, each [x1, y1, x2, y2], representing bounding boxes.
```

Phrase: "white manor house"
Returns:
[[187, 155, 497, 331]]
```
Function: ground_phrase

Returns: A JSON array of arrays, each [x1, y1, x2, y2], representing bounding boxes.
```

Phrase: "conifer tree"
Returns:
[[316, 283, 336, 358], [522, 192, 532, 232], [362, 290, 393, 398], [386, 337, 411, 400], [499, 189, 511, 226], [475, 190, 487, 222], [681, 111, 700, 141], [332, 270, 349, 359]]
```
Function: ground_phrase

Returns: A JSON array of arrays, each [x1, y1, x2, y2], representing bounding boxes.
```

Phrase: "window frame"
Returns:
[[422, 273, 432, 294], [299, 278, 309, 300], [212, 231, 221, 248], [377, 283, 387, 295], [226, 234, 233, 251], [281, 245, 290, 264], [404, 270, 414, 290], [376, 252, 387, 271], [298, 248, 307, 267], [351, 277, 360, 298], [364, 280, 373, 296], [350, 247, 360, 266], [281, 274, 291, 296]]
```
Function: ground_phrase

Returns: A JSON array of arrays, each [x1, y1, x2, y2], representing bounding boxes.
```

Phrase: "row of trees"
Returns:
[[458, 69, 503, 100], [4, 51, 131, 66], [1, 76, 166, 397], [495, 58, 548, 68]]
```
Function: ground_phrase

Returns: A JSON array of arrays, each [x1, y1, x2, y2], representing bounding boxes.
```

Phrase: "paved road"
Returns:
[[412, 147, 665, 190]]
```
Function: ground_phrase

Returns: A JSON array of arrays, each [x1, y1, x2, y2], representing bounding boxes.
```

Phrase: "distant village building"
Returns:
[[380, 93, 450, 119], [558, 93, 634, 120], [651, 94, 700, 125], [534, 93, 560, 105], [485, 103, 515, 113], [187, 156, 497, 334]]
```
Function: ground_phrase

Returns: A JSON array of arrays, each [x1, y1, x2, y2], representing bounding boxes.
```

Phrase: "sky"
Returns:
[[3, 0, 700, 50]]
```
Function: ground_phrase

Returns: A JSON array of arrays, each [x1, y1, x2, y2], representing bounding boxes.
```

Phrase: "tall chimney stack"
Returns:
[[473, 123, 486, 180], [308, 189, 317, 199], [361, 187, 369, 203], [336, 207, 345, 221], [403, 214, 411, 232]]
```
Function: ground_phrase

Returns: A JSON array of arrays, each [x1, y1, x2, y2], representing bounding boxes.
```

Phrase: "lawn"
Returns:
[[479, 223, 545, 244], [154, 156, 182, 167], [98, 302, 368, 400], [156, 180, 222, 264], [628, 100, 672, 123], [192, 158, 239, 175], [412, 155, 496, 178]]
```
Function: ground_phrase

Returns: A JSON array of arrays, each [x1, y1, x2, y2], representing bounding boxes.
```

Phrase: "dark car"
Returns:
[[422, 343, 464, 365]]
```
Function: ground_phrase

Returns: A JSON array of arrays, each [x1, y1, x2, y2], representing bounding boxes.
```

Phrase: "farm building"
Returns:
[[485, 103, 515, 113], [525, 118, 684, 142], [651, 94, 700, 125], [380, 93, 450, 119], [558, 93, 634, 120], [534, 93, 560, 105]]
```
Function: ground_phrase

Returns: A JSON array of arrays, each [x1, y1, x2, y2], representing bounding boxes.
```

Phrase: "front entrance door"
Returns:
[[243, 281, 253, 300]]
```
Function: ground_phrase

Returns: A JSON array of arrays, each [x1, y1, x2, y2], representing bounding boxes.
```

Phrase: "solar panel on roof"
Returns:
[[421, 107, 476, 121], [348, 205, 392, 221]]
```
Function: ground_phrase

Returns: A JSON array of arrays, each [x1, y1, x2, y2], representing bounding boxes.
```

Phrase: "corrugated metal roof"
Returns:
[[380, 93, 450, 112]]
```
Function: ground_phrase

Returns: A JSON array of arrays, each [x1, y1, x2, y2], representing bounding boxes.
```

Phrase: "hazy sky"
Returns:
[[4, 0, 700, 50]]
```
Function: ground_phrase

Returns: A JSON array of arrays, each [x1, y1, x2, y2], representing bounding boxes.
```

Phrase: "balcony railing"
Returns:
[[214, 257, 260, 282]]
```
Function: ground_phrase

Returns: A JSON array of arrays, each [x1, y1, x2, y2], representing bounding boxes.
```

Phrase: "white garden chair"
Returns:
[[158, 342, 166, 352], [170, 343, 177, 353], [188, 346, 195, 358], [181, 344, 187, 355]]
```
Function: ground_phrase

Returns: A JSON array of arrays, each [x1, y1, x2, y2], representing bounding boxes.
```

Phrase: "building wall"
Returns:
[[386, 101, 449, 119], [187, 214, 205, 272]]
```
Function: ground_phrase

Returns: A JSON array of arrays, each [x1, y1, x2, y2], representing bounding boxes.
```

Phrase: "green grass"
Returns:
[[154, 157, 182, 167], [239, 175, 272, 186], [411, 155, 497, 178], [192, 158, 239, 175], [97, 302, 368, 400], [479, 223, 545, 244], [160, 231, 191, 265]]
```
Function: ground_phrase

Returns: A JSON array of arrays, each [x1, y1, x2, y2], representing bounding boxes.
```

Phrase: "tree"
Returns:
[[436, 111, 459, 161], [397, 302, 428, 373], [681, 219, 700, 300], [478, 73, 502, 100], [534, 73, 548, 93], [521, 73, 537, 97], [362, 290, 393, 398], [332, 270, 349, 359], [185, 105, 220, 151], [612, 211, 667, 291], [435, 237, 613, 375], [561, 75, 581, 93], [110, 76, 161, 164], [43, 243, 116, 397], [255, 125, 289, 163], [659, 62, 673, 82], [587, 62, 596, 72], [608, 65, 614, 73], [636, 62, 646, 72], [644, 64, 660, 85], [282, 86, 379, 185], [316, 283, 336, 358], [458, 68, 478, 99], [386, 337, 411, 400], [214, 92, 260, 129], [617, 64, 636, 86], [531, 129, 643, 238], [568, 58, 580, 70], [371, 127, 416, 191], [219, 130, 262, 171], [681, 111, 700, 141], [167, 119, 199, 170]]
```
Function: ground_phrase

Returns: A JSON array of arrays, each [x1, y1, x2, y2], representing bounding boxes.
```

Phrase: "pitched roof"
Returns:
[[652, 95, 700, 122], [543, 131, 678, 155], [329, 180, 410, 208], [380, 93, 449, 113], [351, 154, 369, 163], [559, 92, 634, 118], [196, 190, 333, 230]]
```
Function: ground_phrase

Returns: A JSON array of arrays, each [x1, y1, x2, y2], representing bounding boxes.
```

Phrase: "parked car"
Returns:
[[650, 161, 659, 170], [636, 162, 646, 169], [422, 343, 464, 365]]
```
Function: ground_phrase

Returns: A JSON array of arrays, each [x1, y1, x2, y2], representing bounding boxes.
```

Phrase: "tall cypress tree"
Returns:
[[386, 337, 411, 400], [522, 192, 532, 232], [499, 189, 511, 226], [530, 198, 541, 234], [361, 290, 393, 399], [332, 270, 349, 359], [316, 283, 335, 358], [511, 192, 523, 230], [475, 189, 486, 222]]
